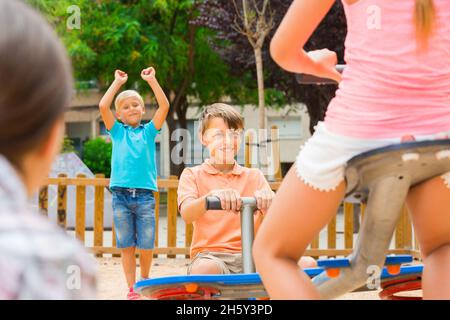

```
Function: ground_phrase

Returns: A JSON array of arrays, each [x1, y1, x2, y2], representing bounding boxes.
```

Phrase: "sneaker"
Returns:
[[126, 288, 141, 300], [138, 276, 150, 282]]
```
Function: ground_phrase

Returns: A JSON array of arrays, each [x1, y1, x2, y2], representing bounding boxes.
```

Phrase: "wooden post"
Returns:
[[245, 133, 253, 168], [344, 202, 354, 249], [57, 173, 67, 228], [94, 173, 105, 257], [310, 235, 320, 259], [396, 206, 412, 250], [75, 174, 86, 243], [167, 176, 178, 258], [328, 216, 336, 257], [185, 223, 193, 259], [38, 186, 48, 216], [403, 207, 412, 249], [271, 125, 282, 181]]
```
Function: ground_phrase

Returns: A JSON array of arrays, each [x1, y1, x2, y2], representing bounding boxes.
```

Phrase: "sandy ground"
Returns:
[[95, 257, 422, 300]]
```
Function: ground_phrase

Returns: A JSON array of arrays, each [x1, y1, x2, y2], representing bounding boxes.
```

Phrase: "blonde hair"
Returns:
[[415, 0, 435, 50], [114, 90, 145, 110], [198, 103, 244, 135]]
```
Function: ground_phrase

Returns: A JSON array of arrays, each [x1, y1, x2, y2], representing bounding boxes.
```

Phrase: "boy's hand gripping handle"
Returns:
[[205, 196, 222, 210]]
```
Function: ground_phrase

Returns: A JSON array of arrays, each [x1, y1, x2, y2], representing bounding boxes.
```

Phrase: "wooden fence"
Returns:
[[38, 174, 420, 260]]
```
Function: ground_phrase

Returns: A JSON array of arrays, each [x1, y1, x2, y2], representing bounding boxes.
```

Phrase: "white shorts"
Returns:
[[295, 121, 450, 192]]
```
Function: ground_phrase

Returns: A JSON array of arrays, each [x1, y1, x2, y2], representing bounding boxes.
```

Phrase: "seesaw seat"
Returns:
[[134, 256, 422, 300], [314, 140, 450, 299]]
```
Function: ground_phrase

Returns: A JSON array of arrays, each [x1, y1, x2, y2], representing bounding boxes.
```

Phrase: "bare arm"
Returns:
[[179, 196, 208, 225], [270, 0, 341, 82], [180, 189, 242, 224], [141, 67, 170, 131], [99, 70, 127, 131]]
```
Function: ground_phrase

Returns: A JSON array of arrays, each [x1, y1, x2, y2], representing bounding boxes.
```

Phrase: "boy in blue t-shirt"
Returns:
[[99, 67, 169, 299]]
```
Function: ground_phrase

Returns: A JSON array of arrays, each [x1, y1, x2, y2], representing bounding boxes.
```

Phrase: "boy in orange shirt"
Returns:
[[177, 103, 316, 274]]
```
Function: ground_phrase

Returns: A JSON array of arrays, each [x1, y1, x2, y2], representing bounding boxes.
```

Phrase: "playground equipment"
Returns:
[[136, 138, 450, 300], [312, 139, 450, 298]]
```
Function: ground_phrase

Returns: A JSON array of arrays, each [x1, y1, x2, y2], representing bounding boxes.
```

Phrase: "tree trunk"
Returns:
[[166, 95, 189, 178], [254, 46, 269, 174], [254, 47, 266, 130]]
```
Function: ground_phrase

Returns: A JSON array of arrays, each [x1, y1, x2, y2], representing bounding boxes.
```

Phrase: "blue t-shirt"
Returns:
[[107, 120, 160, 191]]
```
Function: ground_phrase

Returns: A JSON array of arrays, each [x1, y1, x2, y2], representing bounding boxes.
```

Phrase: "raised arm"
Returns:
[[98, 70, 127, 131], [141, 67, 170, 131], [270, 0, 341, 82]]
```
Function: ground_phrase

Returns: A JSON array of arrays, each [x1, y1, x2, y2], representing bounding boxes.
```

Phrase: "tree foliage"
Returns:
[[196, 0, 347, 133]]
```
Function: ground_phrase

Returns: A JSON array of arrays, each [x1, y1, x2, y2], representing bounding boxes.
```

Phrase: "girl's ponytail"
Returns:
[[415, 0, 435, 50]]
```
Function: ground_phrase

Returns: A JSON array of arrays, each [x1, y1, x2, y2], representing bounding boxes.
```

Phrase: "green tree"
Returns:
[[29, 0, 252, 176]]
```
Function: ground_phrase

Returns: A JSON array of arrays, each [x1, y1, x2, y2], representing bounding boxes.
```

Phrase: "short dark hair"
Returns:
[[199, 103, 244, 135], [0, 0, 73, 170]]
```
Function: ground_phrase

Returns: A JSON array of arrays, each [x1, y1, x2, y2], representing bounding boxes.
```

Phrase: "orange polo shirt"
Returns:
[[177, 159, 271, 259]]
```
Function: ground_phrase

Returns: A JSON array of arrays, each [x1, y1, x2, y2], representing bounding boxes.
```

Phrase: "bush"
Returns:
[[62, 135, 78, 154], [82, 137, 112, 177]]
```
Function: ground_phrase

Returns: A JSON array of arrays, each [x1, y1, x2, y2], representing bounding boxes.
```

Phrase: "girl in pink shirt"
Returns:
[[253, 0, 450, 299]]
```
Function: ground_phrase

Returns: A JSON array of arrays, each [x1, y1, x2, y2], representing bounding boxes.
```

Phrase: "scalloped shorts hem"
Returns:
[[295, 121, 450, 192]]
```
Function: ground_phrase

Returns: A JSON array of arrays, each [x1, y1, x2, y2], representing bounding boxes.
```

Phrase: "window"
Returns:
[[268, 117, 302, 139]]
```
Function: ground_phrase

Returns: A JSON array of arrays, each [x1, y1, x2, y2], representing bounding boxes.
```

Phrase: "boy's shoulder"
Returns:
[[180, 164, 203, 176], [181, 162, 262, 178]]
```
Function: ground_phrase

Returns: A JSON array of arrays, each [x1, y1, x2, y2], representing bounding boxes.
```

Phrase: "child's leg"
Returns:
[[253, 166, 345, 299], [136, 191, 156, 279], [139, 249, 153, 279], [406, 176, 450, 299], [188, 253, 228, 275], [189, 260, 224, 274], [298, 256, 318, 269], [121, 247, 137, 288], [112, 192, 138, 288]]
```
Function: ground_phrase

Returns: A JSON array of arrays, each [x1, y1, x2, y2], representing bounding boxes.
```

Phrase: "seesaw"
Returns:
[[134, 255, 422, 300], [135, 140, 450, 299]]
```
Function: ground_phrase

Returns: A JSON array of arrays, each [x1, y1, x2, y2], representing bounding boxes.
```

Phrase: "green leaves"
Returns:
[[29, 0, 245, 102], [82, 138, 112, 177]]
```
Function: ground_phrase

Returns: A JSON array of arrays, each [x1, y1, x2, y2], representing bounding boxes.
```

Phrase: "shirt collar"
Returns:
[[0, 154, 28, 210], [122, 122, 144, 129], [201, 159, 244, 176]]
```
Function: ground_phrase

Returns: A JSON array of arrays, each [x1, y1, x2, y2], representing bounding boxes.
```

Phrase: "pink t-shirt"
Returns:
[[324, 0, 450, 138], [177, 159, 270, 259]]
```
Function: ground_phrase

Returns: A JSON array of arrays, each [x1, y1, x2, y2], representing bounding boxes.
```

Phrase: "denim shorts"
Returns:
[[295, 121, 450, 192], [111, 187, 156, 249]]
